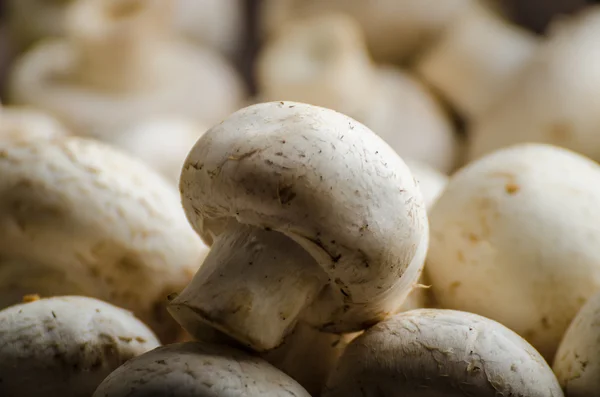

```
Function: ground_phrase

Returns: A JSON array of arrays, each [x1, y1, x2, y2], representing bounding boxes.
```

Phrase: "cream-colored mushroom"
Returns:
[[0, 135, 207, 342], [256, 14, 458, 172], [0, 296, 160, 397], [468, 6, 600, 162], [426, 143, 600, 361], [324, 309, 564, 396], [169, 102, 429, 352], [0, 106, 70, 140], [93, 342, 311, 396], [8, 0, 245, 140], [260, 0, 474, 64], [415, 3, 539, 119], [553, 290, 600, 396]]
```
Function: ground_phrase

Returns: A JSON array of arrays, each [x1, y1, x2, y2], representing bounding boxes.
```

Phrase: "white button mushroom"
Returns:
[[323, 309, 564, 396], [256, 14, 458, 173], [0, 295, 160, 397], [0, 135, 208, 342], [0, 106, 70, 140], [553, 290, 600, 395], [260, 0, 474, 64], [169, 101, 429, 352], [7, 0, 245, 140], [426, 143, 600, 360], [415, 2, 539, 119], [468, 6, 600, 162], [92, 341, 311, 397]]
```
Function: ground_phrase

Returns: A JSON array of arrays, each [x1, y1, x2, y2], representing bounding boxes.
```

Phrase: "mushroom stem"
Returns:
[[168, 223, 327, 352]]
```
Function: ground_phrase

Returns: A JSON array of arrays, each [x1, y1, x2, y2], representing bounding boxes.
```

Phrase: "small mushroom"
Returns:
[[426, 143, 600, 360], [169, 101, 429, 352], [0, 135, 207, 342], [553, 290, 600, 396], [468, 6, 600, 162], [323, 309, 564, 396], [415, 2, 539, 119], [260, 0, 474, 64], [0, 106, 70, 140], [92, 342, 311, 396], [8, 0, 245, 139], [0, 295, 160, 397], [256, 14, 458, 172]]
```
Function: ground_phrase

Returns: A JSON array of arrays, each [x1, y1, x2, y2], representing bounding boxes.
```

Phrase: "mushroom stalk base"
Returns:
[[168, 223, 326, 352]]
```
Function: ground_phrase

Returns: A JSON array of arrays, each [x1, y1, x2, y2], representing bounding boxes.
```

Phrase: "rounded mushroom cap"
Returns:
[[0, 135, 207, 342], [93, 342, 311, 397], [553, 291, 600, 395], [404, 159, 449, 210], [468, 6, 600, 162], [426, 143, 600, 360], [0, 296, 160, 397], [324, 309, 563, 397], [180, 101, 428, 332], [0, 106, 70, 141]]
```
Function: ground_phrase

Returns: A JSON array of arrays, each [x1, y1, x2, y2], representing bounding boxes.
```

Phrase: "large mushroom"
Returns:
[[0, 295, 160, 397], [324, 309, 564, 396], [426, 143, 600, 360], [93, 342, 311, 397], [0, 134, 207, 342], [168, 101, 429, 352], [7, 0, 245, 139], [256, 14, 458, 173]]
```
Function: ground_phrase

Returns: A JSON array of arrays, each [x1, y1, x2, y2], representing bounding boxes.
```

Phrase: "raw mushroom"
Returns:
[[0, 135, 208, 342], [168, 101, 429, 352], [256, 14, 458, 173], [0, 106, 70, 140], [0, 295, 160, 397], [173, 0, 245, 57], [415, 2, 539, 119], [468, 6, 600, 162], [92, 342, 311, 397], [426, 143, 600, 360], [7, 0, 245, 140], [553, 290, 600, 396], [323, 309, 564, 396], [106, 117, 208, 184], [404, 159, 449, 210], [260, 0, 474, 64]]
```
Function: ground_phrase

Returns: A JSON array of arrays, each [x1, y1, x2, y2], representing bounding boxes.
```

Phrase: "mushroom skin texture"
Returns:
[[426, 143, 600, 361], [260, 0, 474, 64], [415, 3, 539, 119], [0, 135, 207, 342], [8, 0, 245, 140], [92, 342, 311, 397], [0, 296, 160, 397], [256, 14, 458, 173], [169, 101, 429, 352], [0, 106, 70, 140], [468, 6, 600, 162], [323, 309, 564, 397], [553, 291, 600, 395]]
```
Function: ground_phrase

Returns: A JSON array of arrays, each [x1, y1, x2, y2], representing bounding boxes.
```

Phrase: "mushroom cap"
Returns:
[[468, 6, 600, 162], [553, 290, 600, 395], [404, 159, 449, 210], [0, 296, 160, 397], [0, 135, 207, 342], [0, 106, 70, 141], [324, 309, 563, 397], [180, 101, 428, 333], [93, 342, 311, 397], [426, 143, 600, 360]]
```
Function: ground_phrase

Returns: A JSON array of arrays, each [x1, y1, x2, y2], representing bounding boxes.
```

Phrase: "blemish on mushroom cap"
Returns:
[[179, 101, 428, 333]]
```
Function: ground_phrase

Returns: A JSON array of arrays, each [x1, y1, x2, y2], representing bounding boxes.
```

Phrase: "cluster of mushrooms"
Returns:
[[1, 0, 600, 396]]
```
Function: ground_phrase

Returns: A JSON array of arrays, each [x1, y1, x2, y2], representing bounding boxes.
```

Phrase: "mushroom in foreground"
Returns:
[[0, 135, 207, 342], [93, 342, 311, 397], [256, 14, 458, 172], [553, 290, 600, 396], [169, 101, 429, 352], [323, 309, 563, 396], [426, 143, 600, 360], [0, 295, 160, 397], [8, 0, 245, 139]]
